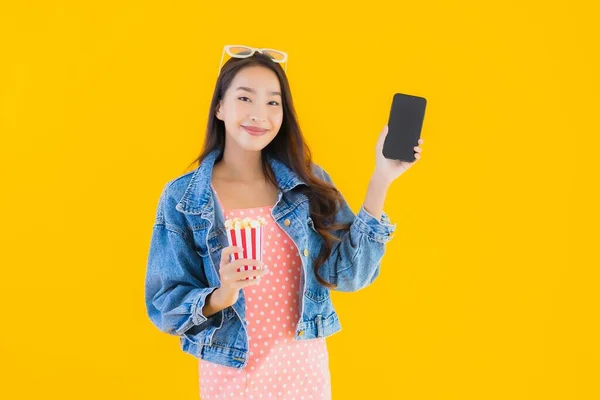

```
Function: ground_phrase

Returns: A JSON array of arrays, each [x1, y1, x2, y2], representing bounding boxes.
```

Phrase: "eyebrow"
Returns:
[[236, 86, 281, 97]]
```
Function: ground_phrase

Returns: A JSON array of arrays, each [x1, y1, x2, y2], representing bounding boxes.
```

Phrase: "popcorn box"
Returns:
[[225, 216, 267, 280]]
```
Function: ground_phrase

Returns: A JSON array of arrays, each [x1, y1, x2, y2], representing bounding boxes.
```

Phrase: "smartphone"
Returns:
[[382, 93, 427, 162]]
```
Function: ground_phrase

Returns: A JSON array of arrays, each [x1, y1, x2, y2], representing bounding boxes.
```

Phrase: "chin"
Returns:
[[238, 138, 270, 152]]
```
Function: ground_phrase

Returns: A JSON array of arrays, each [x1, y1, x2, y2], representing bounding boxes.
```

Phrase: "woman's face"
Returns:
[[216, 65, 284, 152]]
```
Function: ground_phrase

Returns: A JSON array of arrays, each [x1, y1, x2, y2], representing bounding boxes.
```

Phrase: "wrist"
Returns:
[[369, 174, 392, 189], [211, 287, 235, 309]]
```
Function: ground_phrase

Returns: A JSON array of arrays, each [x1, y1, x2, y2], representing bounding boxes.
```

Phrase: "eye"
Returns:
[[238, 96, 280, 106]]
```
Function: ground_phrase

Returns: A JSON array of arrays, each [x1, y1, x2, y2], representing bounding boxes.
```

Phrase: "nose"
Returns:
[[250, 104, 268, 123]]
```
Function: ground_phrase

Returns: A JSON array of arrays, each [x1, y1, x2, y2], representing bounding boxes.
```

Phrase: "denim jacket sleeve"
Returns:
[[144, 183, 222, 336], [312, 165, 397, 292]]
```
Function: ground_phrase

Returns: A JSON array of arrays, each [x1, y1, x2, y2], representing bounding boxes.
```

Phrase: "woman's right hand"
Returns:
[[210, 246, 269, 309]]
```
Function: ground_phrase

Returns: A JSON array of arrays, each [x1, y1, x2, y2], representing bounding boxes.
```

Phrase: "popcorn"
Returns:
[[224, 216, 267, 230], [225, 216, 268, 280]]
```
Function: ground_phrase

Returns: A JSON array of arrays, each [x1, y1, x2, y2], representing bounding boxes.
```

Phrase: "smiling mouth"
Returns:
[[241, 125, 268, 136]]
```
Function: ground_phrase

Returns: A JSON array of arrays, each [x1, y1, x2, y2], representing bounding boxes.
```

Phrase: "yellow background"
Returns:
[[1, 0, 598, 399]]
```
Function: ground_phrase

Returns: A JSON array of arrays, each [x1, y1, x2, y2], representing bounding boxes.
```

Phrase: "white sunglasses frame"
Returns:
[[217, 45, 288, 78]]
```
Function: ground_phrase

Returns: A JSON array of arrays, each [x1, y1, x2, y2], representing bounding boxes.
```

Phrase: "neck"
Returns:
[[215, 144, 265, 183]]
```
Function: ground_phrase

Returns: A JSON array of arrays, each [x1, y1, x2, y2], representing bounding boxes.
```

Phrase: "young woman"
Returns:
[[145, 45, 424, 399]]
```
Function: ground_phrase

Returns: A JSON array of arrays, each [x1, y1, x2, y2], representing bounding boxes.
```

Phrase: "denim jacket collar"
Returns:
[[175, 148, 307, 216]]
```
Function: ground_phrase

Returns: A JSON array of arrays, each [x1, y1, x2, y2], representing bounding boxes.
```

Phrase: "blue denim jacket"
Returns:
[[145, 148, 397, 369]]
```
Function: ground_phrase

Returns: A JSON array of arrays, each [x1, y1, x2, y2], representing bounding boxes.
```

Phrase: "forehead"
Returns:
[[230, 66, 281, 93]]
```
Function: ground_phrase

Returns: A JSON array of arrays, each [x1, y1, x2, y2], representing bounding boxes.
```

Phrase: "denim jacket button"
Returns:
[[303, 249, 309, 257], [284, 219, 291, 226], [298, 330, 304, 336]]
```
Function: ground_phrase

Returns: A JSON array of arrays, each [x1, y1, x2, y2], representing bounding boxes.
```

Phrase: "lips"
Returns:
[[242, 125, 268, 136]]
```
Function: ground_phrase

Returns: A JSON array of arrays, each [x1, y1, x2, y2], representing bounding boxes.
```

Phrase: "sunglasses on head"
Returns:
[[218, 45, 288, 78]]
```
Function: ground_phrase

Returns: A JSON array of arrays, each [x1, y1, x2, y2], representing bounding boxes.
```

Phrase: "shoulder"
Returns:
[[162, 169, 195, 202], [154, 169, 197, 224], [310, 162, 332, 183]]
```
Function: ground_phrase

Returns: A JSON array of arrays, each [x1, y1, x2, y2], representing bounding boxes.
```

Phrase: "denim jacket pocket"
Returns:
[[192, 225, 210, 257], [304, 286, 330, 303]]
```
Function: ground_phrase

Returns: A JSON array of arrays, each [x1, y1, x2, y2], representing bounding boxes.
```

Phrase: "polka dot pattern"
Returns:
[[199, 204, 331, 399]]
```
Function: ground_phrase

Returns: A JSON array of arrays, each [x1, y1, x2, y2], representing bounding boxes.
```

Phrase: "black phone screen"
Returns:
[[382, 93, 427, 162]]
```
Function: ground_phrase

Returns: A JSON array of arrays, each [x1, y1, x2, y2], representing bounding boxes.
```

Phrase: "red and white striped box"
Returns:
[[226, 225, 265, 280]]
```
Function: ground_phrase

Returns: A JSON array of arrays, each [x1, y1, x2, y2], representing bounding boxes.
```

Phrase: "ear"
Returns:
[[215, 101, 224, 121]]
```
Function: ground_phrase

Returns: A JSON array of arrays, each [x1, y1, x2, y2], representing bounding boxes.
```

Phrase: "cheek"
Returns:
[[230, 102, 246, 121], [223, 104, 246, 130], [271, 110, 284, 128]]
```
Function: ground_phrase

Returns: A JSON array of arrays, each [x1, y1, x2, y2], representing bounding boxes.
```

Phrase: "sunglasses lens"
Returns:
[[262, 50, 286, 62], [228, 46, 254, 56]]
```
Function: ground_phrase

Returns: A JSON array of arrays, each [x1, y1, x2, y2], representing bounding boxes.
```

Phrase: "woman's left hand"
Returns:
[[373, 124, 424, 184]]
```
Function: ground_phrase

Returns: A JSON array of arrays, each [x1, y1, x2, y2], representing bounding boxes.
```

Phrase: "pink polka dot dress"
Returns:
[[199, 190, 332, 400]]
